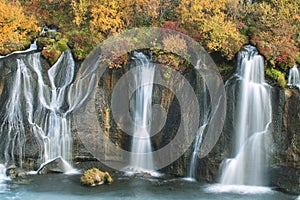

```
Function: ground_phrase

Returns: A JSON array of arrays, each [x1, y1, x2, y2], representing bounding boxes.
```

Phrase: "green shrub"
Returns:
[[266, 68, 287, 88]]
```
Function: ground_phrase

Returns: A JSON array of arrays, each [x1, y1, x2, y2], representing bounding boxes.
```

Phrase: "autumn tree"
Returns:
[[0, 0, 39, 55], [246, 0, 300, 68], [177, 0, 247, 59], [89, 0, 131, 38], [130, 0, 176, 26], [71, 0, 90, 27]]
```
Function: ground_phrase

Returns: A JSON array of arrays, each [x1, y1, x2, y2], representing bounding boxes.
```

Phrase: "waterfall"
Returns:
[[0, 164, 9, 182], [287, 65, 300, 89], [220, 45, 272, 186], [188, 124, 207, 179], [0, 164, 9, 193], [44, 50, 75, 162], [188, 79, 210, 179], [128, 52, 155, 174], [0, 49, 95, 172], [0, 57, 33, 166]]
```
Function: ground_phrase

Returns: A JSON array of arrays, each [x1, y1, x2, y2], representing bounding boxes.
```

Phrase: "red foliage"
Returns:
[[162, 21, 188, 35]]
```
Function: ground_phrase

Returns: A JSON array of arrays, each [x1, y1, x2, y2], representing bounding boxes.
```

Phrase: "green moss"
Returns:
[[57, 38, 69, 52], [151, 48, 191, 74], [266, 68, 287, 88]]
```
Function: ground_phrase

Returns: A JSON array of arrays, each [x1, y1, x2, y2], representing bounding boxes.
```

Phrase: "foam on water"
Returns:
[[205, 184, 273, 194]]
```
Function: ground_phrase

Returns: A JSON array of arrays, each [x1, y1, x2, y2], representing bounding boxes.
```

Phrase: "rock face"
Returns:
[[0, 53, 49, 168], [73, 52, 200, 173], [194, 77, 238, 182], [71, 55, 299, 193], [0, 50, 299, 194], [270, 88, 300, 194], [270, 165, 300, 194]]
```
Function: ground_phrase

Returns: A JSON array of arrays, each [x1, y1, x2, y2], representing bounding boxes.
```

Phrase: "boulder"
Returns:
[[80, 168, 113, 186], [37, 156, 76, 175], [270, 164, 300, 194], [6, 165, 26, 179]]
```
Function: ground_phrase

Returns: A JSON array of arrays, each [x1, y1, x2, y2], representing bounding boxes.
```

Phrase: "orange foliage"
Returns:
[[0, 0, 39, 55]]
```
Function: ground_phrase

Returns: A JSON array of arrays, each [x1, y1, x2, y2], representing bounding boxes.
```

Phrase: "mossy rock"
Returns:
[[80, 168, 113, 186], [36, 29, 69, 65], [38, 38, 69, 65]]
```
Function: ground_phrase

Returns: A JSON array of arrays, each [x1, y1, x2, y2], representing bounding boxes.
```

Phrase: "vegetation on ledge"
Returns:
[[0, 0, 299, 86], [37, 31, 69, 65], [266, 68, 287, 88]]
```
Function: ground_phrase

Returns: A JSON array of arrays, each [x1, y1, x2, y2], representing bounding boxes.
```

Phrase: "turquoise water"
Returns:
[[0, 174, 298, 200]]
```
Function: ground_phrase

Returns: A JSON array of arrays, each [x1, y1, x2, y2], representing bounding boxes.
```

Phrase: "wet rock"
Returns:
[[270, 164, 300, 194], [270, 88, 300, 194], [37, 157, 72, 175], [6, 165, 26, 179]]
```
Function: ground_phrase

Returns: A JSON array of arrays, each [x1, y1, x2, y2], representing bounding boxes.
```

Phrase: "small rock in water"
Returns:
[[80, 168, 113, 186], [143, 173, 152, 178], [6, 165, 26, 179]]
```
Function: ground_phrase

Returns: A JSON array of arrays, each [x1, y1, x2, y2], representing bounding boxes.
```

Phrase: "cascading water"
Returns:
[[188, 80, 210, 179], [0, 164, 8, 181], [287, 65, 300, 89], [0, 51, 73, 166], [128, 52, 155, 174], [45, 50, 75, 162], [0, 47, 95, 173], [188, 124, 207, 179], [220, 45, 272, 186], [0, 164, 9, 192]]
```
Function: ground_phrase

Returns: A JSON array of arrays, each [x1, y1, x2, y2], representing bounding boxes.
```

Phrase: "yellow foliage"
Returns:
[[71, 0, 90, 26], [133, 0, 160, 22], [178, 0, 231, 25], [0, 0, 39, 55], [203, 14, 245, 58], [90, 0, 128, 37], [271, 0, 299, 22], [248, 0, 299, 29], [177, 0, 246, 58]]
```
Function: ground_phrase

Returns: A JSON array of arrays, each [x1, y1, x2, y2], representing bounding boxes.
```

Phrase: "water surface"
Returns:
[[0, 174, 297, 200]]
